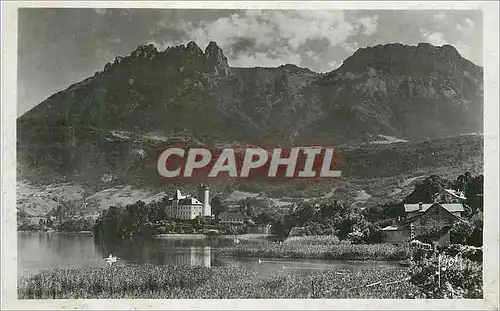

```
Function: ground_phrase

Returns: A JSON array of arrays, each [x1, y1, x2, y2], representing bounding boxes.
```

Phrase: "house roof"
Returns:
[[173, 189, 186, 200], [404, 203, 464, 213], [178, 198, 203, 205], [166, 197, 203, 205], [440, 189, 467, 200], [404, 203, 433, 213], [404, 203, 467, 225], [380, 225, 402, 231]]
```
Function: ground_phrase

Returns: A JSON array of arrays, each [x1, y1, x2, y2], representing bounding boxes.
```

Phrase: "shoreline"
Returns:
[[153, 233, 207, 239], [17, 230, 93, 234]]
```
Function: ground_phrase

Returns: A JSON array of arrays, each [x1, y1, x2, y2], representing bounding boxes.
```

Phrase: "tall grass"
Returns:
[[220, 243, 410, 261], [283, 235, 342, 245], [18, 265, 417, 299]]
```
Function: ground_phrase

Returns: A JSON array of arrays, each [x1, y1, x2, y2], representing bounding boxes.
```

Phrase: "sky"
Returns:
[[18, 9, 483, 116]]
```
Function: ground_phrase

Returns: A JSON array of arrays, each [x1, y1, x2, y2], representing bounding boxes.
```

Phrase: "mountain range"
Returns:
[[17, 41, 484, 187]]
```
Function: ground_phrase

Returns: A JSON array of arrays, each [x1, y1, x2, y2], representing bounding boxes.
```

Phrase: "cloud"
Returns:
[[305, 50, 316, 59], [355, 15, 379, 36], [231, 45, 303, 68], [94, 47, 115, 63], [154, 10, 379, 69], [195, 11, 356, 50], [456, 17, 475, 34], [107, 38, 122, 44], [146, 38, 184, 51], [420, 29, 448, 46], [433, 12, 447, 21], [342, 41, 359, 53], [420, 28, 473, 60], [328, 60, 341, 70]]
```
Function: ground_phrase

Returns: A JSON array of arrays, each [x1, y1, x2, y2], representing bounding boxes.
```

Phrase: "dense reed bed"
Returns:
[[220, 243, 410, 261], [18, 264, 416, 299]]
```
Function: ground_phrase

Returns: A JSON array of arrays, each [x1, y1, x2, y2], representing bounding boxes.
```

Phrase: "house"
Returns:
[[404, 202, 465, 219], [408, 202, 467, 246], [164, 184, 212, 220], [218, 210, 246, 225], [380, 225, 410, 245], [404, 188, 468, 219], [383, 203, 468, 246]]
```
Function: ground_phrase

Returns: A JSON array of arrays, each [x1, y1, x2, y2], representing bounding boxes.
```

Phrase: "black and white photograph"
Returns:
[[1, 1, 499, 309]]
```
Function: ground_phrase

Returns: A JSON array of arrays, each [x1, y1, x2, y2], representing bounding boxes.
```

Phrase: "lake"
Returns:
[[18, 232, 399, 278]]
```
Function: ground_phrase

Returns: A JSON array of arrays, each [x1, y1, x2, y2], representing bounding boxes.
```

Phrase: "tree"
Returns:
[[465, 174, 484, 212], [450, 221, 475, 245], [404, 175, 450, 203], [254, 209, 281, 226], [210, 196, 226, 219], [293, 202, 316, 226], [363, 202, 405, 223]]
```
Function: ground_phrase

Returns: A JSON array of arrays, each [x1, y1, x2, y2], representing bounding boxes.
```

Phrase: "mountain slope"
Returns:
[[311, 43, 483, 141], [17, 41, 484, 186]]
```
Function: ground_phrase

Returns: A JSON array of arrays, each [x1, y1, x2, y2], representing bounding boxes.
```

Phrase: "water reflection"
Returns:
[[18, 232, 400, 278], [94, 236, 233, 268], [18, 232, 230, 275], [18, 232, 103, 275]]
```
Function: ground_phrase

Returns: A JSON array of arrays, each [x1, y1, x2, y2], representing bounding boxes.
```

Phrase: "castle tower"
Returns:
[[197, 184, 211, 216]]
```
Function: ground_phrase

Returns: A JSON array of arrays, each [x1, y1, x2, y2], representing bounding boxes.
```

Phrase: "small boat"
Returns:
[[104, 254, 118, 266]]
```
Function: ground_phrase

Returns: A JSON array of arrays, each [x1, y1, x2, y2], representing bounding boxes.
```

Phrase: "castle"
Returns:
[[164, 184, 212, 220]]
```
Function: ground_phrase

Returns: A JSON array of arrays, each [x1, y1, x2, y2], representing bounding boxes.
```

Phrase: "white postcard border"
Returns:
[[2, 1, 498, 310]]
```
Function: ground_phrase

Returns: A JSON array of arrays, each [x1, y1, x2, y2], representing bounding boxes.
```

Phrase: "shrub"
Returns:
[[450, 221, 475, 245], [408, 253, 482, 298], [156, 226, 167, 234], [347, 230, 364, 244], [442, 244, 482, 262]]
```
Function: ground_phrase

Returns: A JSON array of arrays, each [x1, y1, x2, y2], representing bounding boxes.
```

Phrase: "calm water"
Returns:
[[18, 232, 399, 278]]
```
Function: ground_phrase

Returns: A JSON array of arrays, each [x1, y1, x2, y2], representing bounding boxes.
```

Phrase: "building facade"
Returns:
[[404, 189, 467, 219], [380, 226, 410, 245], [218, 211, 245, 224], [164, 185, 212, 220], [383, 202, 467, 246]]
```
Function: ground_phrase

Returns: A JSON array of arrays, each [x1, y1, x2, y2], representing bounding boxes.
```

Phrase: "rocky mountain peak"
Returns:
[[185, 41, 204, 55], [130, 44, 158, 60], [18, 41, 483, 164], [278, 64, 316, 75], [205, 41, 222, 56], [333, 43, 481, 78], [204, 41, 231, 76]]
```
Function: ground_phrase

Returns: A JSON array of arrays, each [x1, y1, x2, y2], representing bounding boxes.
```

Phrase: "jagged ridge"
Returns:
[[17, 41, 484, 186]]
